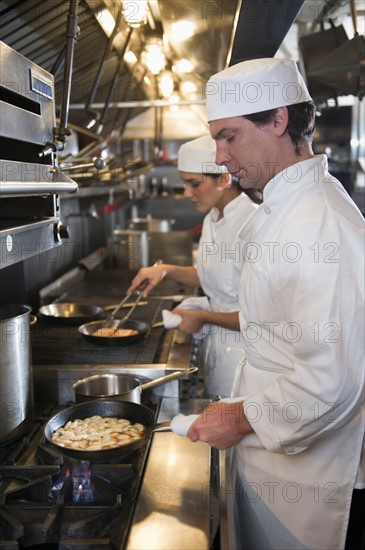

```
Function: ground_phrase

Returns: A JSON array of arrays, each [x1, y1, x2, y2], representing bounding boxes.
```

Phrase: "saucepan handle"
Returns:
[[140, 367, 198, 392]]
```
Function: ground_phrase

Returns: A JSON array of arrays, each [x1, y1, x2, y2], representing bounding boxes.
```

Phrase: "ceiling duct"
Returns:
[[299, 23, 365, 104], [228, 0, 306, 65]]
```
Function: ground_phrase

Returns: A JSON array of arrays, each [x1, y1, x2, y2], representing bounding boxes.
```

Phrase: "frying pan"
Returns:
[[78, 319, 163, 345], [39, 303, 104, 324], [44, 400, 169, 461], [38, 301, 148, 325]]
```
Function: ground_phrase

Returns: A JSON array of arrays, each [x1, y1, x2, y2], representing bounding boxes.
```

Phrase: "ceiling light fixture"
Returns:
[[171, 20, 195, 41], [180, 80, 197, 98], [143, 38, 166, 75], [96, 9, 116, 36], [158, 70, 174, 99], [124, 50, 137, 64], [174, 58, 193, 74], [168, 93, 180, 112], [122, 0, 147, 28]]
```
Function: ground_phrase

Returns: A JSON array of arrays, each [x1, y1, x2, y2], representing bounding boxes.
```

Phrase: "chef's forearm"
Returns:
[[163, 265, 200, 287], [199, 310, 240, 331]]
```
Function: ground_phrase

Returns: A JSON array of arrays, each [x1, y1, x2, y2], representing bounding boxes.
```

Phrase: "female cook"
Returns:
[[128, 134, 259, 397]]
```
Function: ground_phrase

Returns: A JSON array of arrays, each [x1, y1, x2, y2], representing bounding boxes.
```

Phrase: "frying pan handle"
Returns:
[[151, 321, 164, 329], [152, 421, 171, 432], [140, 367, 198, 392]]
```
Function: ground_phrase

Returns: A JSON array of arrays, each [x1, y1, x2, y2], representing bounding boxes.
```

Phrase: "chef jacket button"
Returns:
[[264, 206, 271, 215], [286, 447, 297, 455]]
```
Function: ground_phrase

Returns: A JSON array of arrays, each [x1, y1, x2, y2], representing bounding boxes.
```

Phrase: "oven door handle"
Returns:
[[0, 163, 78, 196], [0, 181, 77, 195], [0, 181, 78, 195]]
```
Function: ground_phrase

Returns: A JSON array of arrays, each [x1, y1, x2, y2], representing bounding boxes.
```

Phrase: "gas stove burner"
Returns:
[[0, 403, 159, 547], [72, 462, 94, 503]]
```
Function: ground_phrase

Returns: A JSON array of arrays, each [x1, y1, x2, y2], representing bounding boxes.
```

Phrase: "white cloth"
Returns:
[[196, 193, 257, 397], [170, 397, 244, 437], [170, 413, 199, 436], [232, 155, 365, 549], [206, 57, 312, 122], [162, 296, 211, 340]]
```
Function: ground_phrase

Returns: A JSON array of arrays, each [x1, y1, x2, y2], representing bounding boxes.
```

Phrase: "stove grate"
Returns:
[[0, 403, 159, 548]]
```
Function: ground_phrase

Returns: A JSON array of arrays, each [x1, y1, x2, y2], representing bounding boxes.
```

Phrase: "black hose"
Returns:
[[85, 5, 123, 124], [57, 0, 79, 139], [97, 26, 134, 134]]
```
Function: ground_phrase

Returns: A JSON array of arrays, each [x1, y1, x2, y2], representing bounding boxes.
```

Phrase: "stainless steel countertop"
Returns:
[[126, 398, 214, 550]]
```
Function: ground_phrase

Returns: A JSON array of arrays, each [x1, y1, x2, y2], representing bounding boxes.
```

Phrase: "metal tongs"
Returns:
[[102, 259, 163, 331]]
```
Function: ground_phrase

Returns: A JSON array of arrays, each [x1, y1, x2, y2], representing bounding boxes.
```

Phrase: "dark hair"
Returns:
[[205, 173, 222, 180], [244, 101, 316, 155]]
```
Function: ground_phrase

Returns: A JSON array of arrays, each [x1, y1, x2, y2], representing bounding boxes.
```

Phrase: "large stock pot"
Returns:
[[0, 304, 35, 443], [108, 229, 150, 269], [128, 216, 175, 233]]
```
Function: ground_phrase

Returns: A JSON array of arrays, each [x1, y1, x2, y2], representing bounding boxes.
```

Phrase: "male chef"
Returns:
[[187, 58, 365, 549]]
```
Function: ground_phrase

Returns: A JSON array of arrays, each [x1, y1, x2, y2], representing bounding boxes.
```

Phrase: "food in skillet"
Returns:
[[92, 327, 139, 338], [51, 415, 146, 450]]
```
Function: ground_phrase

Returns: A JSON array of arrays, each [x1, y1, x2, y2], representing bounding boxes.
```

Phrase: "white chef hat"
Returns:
[[178, 134, 227, 174], [206, 58, 312, 122]]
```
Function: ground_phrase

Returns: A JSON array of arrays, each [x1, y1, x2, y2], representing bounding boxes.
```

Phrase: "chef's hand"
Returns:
[[127, 264, 169, 297], [187, 401, 254, 450], [172, 307, 206, 334]]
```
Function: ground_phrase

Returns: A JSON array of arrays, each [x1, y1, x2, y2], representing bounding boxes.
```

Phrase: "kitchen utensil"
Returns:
[[148, 294, 197, 301], [102, 259, 163, 331], [39, 303, 104, 324], [101, 292, 135, 328], [104, 301, 147, 311], [44, 400, 171, 461], [38, 301, 148, 325], [107, 291, 146, 330], [78, 259, 164, 344], [0, 304, 35, 443], [78, 319, 162, 345], [73, 367, 198, 404]]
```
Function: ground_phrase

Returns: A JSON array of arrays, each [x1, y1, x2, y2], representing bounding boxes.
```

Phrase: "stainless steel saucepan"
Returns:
[[73, 367, 198, 404]]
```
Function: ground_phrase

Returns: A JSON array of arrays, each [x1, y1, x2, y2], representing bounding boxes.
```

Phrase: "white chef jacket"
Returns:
[[196, 193, 257, 398], [230, 155, 365, 549]]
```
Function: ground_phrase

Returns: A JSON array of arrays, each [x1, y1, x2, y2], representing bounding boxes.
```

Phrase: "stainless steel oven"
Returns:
[[0, 41, 77, 269]]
